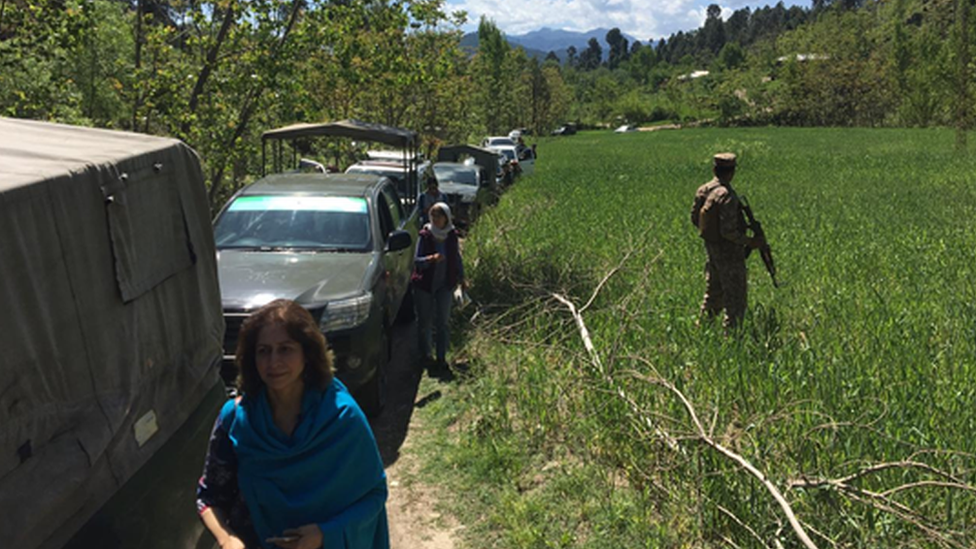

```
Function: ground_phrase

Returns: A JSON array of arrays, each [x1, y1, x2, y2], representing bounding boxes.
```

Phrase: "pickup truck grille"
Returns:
[[223, 312, 250, 357]]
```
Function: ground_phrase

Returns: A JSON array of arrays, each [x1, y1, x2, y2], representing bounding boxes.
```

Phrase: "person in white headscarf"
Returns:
[[410, 202, 464, 373]]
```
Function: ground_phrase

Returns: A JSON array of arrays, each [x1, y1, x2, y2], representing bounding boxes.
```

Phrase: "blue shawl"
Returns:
[[225, 379, 389, 549]]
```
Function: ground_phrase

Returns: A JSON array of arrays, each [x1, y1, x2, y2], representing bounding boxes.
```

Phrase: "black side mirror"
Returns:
[[387, 230, 412, 252]]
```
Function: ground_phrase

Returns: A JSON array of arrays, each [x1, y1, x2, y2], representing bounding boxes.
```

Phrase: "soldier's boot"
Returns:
[[696, 304, 721, 328]]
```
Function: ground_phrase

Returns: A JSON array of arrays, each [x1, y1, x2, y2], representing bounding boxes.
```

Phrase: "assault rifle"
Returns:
[[740, 195, 779, 288]]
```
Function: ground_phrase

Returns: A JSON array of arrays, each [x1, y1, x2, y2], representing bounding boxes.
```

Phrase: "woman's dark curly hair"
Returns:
[[235, 299, 334, 396]]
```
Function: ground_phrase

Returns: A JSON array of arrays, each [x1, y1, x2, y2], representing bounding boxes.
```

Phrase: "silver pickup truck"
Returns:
[[213, 173, 418, 417]]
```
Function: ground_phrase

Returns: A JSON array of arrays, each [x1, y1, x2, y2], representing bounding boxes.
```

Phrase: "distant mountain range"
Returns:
[[460, 27, 642, 61]]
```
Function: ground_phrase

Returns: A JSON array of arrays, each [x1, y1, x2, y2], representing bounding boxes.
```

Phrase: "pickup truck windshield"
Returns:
[[215, 195, 370, 251]]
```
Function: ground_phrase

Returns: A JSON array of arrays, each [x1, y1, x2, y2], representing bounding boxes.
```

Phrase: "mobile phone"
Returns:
[[265, 535, 300, 544]]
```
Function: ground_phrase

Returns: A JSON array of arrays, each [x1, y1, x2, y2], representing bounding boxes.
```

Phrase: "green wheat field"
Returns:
[[429, 127, 976, 548]]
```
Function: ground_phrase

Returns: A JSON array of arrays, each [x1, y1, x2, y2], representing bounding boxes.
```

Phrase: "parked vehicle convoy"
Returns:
[[215, 120, 423, 417], [432, 162, 493, 227], [436, 144, 503, 196], [0, 117, 225, 549], [490, 143, 536, 177], [213, 173, 416, 416]]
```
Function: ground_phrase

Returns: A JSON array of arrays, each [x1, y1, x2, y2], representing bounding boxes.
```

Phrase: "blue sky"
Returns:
[[444, 0, 808, 42]]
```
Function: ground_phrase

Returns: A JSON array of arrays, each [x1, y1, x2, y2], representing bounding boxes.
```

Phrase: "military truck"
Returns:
[[0, 117, 225, 549]]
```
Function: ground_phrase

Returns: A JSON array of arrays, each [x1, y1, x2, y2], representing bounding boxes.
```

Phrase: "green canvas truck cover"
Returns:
[[0, 118, 224, 549]]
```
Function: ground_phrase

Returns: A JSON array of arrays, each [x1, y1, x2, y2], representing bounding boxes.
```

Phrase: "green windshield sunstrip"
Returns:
[[228, 196, 367, 213]]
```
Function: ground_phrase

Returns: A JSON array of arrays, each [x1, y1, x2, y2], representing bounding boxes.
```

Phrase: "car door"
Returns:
[[378, 185, 413, 317], [518, 146, 535, 176], [374, 190, 398, 322]]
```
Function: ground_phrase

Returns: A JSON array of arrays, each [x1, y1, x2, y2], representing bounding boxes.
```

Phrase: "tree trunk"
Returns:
[[956, 0, 970, 150], [207, 0, 305, 208], [0, 0, 9, 38], [181, 1, 237, 139]]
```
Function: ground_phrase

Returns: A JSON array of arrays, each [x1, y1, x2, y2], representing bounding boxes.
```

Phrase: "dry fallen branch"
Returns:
[[535, 252, 976, 548], [843, 490, 965, 549], [552, 291, 818, 549], [788, 460, 964, 490], [881, 480, 976, 498], [718, 533, 742, 549], [787, 460, 976, 549], [552, 292, 680, 452], [580, 248, 662, 314], [716, 503, 765, 548], [634, 368, 819, 549], [798, 520, 839, 549]]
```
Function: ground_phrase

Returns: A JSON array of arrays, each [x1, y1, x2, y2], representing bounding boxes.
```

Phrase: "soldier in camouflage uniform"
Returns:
[[690, 153, 764, 330]]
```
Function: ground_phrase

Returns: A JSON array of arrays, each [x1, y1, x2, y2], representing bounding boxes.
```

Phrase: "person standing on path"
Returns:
[[417, 176, 447, 225], [690, 153, 764, 330], [412, 202, 465, 373]]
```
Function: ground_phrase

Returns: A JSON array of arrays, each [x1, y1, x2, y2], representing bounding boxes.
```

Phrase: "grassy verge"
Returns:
[[412, 128, 976, 548]]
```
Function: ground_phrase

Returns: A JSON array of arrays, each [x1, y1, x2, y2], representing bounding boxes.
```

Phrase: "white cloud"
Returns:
[[449, 0, 692, 39], [446, 0, 803, 42]]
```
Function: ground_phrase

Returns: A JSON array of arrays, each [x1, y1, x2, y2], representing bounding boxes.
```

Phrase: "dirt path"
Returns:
[[368, 321, 461, 549]]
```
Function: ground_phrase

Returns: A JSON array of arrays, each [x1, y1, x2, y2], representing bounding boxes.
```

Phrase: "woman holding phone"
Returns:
[[196, 299, 389, 549]]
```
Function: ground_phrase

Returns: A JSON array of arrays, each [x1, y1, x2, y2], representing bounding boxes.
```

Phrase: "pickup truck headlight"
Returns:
[[319, 293, 372, 332]]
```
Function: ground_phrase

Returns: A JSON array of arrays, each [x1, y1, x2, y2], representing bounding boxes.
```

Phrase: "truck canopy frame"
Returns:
[[262, 119, 421, 205]]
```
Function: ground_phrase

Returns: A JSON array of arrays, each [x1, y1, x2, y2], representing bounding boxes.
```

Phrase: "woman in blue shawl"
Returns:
[[197, 299, 389, 549]]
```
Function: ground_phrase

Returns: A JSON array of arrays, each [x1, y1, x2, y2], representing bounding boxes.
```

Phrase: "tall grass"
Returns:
[[433, 127, 976, 548]]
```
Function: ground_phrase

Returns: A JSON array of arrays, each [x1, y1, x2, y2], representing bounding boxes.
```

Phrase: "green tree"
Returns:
[[473, 16, 511, 134], [715, 42, 745, 71], [579, 37, 602, 70], [565, 45, 578, 67], [701, 3, 725, 55], [0, 0, 95, 122], [606, 27, 629, 70]]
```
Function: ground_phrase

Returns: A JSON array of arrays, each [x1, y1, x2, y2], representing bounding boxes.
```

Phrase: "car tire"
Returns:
[[358, 326, 389, 418], [395, 286, 415, 324]]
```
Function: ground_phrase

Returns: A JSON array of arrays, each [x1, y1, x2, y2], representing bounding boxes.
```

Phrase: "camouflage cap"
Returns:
[[713, 152, 737, 168]]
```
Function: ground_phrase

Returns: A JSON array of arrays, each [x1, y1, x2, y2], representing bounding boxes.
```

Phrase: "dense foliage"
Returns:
[[554, 0, 974, 133], [4, 0, 974, 203], [0, 0, 571, 206]]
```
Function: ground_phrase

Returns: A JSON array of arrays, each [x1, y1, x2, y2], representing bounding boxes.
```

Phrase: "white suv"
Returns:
[[481, 136, 516, 148], [489, 144, 535, 177]]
